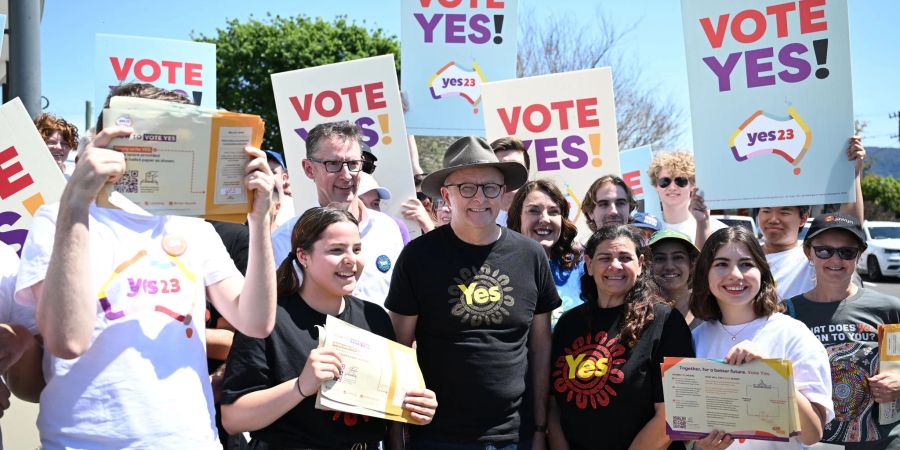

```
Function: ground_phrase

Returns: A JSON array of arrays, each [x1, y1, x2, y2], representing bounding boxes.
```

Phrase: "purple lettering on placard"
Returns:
[[702, 53, 742, 92], [414, 13, 443, 43], [778, 42, 812, 83], [745, 47, 776, 88]]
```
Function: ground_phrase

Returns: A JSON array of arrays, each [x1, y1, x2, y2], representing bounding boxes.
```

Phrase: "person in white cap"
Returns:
[[358, 172, 392, 212]]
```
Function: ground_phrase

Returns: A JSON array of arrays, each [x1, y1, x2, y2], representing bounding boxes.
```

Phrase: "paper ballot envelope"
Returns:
[[315, 315, 426, 423], [102, 97, 265, 223]]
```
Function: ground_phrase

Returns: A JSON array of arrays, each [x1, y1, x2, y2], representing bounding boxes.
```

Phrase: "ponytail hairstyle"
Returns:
[[579, 225, 665, 348], [276, 207, 359, 298]]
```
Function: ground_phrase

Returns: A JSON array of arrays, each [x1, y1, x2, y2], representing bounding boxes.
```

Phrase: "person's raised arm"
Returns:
[[207, 147, 277, 339], [839, 135, 865, 223], [38, 127, 128, 358]]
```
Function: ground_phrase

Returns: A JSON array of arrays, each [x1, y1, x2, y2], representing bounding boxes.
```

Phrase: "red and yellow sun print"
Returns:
[[553, 331, 626, 409]]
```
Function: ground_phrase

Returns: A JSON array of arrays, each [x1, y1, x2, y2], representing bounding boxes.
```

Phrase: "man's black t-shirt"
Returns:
[[221, 295, 395, 449], [551, 303, 693, 450], [385, 225, 561, 443]]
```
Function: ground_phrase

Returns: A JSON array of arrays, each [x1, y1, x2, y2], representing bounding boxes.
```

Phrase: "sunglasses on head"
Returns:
[[812, 246, 860, 261], [416, 192, 430, 202], [657, 177, 689, 188]]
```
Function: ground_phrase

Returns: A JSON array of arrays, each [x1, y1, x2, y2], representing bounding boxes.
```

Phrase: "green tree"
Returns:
[[194, 15, 399, 151], [861, 174, 900, 220]]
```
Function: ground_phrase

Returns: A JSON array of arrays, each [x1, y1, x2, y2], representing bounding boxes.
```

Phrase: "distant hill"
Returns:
[[867, 147, 900, 178]]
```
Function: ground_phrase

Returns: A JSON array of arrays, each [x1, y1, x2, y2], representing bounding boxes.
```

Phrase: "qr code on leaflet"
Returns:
[[114, 170, 139, 194], [673, 416, 686, 429]]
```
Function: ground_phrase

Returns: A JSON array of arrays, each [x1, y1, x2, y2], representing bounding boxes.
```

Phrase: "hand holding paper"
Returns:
[[297, 347, 343, 398], [69, 125, 131, 199]]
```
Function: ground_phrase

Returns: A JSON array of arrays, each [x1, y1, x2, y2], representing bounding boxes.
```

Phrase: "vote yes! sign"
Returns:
[[271, 55, 416, 235], [482, 68, 620, 236], [401, 0, 517, 136], [682, 0, 854, 209], [94, 34, 216, 110], [0, 98, 67, 255]]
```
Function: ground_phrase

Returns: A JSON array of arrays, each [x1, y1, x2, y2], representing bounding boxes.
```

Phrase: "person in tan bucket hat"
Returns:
[[386, 136, 560, 448]]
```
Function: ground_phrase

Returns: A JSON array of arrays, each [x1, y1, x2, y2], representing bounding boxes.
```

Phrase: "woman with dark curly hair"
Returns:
[[507, 180, 583, 327], [548, 225, 693, 450], [690, 227, 833, 450]]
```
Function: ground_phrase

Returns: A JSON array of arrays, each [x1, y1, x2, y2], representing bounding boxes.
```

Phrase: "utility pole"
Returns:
[[891, 111, 900, 146], [8, 0, 41, 118]]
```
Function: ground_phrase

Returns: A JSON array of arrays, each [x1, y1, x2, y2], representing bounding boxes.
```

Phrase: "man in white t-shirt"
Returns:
[[758, 136, 867, 300], [13, 84, 278, 449], [648, 151, 727, 248], [491, 136, 530, 227], [271, 121, 404, 308]]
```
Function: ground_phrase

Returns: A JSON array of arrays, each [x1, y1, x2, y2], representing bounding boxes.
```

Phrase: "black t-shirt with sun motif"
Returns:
[[551, 302, 693, 450], [385, 225, 561, 443], [221, 295, 394, 449]]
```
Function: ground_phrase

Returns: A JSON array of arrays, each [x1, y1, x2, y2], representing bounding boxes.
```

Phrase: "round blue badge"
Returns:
[[375, 255, 392, 273]]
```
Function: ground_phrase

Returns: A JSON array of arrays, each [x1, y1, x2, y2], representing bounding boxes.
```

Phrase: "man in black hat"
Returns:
[[386, 137, 561, 448]]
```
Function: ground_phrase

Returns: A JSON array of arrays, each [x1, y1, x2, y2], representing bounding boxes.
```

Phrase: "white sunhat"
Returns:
[[357, 172, 392, 200]]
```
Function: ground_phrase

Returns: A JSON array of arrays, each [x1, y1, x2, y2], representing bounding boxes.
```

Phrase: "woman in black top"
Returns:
[[548, 225, 693, 450], [220, 207, 437, 449]]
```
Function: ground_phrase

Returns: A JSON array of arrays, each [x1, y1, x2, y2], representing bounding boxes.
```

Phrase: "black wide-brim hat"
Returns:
[[421, 136, 529, 199]]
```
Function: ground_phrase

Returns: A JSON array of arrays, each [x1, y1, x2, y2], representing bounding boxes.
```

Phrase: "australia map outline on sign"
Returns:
[[428, 61, 487, 113], [728, 106, 812, 175]]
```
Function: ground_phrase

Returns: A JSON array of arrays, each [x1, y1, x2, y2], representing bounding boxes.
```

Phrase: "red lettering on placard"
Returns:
[[699, 0, 828, 49], [0, 146, 35, 200], [496, 97, 600, 135], [288, 82, 388, 122], [108, 57, 204, 86]]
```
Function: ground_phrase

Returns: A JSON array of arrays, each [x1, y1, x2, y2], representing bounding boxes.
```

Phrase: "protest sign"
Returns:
[[482, 68, 620, 235], [271, 55, 418, 235], [401, 0, 517, 136], [95, 34, 216, 110], [0, 98, 67, 254], [101, 97, 264, 223], [620, 146, 662, 218], [682, 0, 853, 209]]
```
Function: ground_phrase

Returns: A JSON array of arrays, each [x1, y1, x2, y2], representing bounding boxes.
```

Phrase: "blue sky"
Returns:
[[34, 0, 900, 149]]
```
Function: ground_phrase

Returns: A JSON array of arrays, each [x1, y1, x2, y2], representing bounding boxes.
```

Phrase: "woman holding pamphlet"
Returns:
[[785, 213, 900, 448], [690, 227, 834, 449], [548, 225, 694, 450], [220, 207, 436, 449], [507, 180, 584, 327]]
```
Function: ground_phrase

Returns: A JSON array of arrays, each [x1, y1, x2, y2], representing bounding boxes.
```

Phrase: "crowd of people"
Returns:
[[0, 82, 896, 450]]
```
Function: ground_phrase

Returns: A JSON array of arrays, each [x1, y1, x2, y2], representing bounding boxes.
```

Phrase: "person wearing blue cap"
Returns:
[[264, 150, 295, 227], [631, 211, 662, 245]]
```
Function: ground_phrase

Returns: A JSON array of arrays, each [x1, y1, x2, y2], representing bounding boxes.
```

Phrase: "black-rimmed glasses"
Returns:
[[444, 183, 502, 199], [307, 158, 364, 173]]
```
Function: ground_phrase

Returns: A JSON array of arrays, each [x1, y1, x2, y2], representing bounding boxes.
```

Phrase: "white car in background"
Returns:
[[857, 221, 900, 280]]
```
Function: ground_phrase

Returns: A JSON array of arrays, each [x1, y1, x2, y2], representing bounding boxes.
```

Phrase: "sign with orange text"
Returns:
[[0, 98, 67, 254], [482, 68, 620, 235], [271, 55, 417, 235]]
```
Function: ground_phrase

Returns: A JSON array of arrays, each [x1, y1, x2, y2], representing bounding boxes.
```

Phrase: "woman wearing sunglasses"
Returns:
[[785, 213, 900, 448], [648, 152, 727, 248]]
